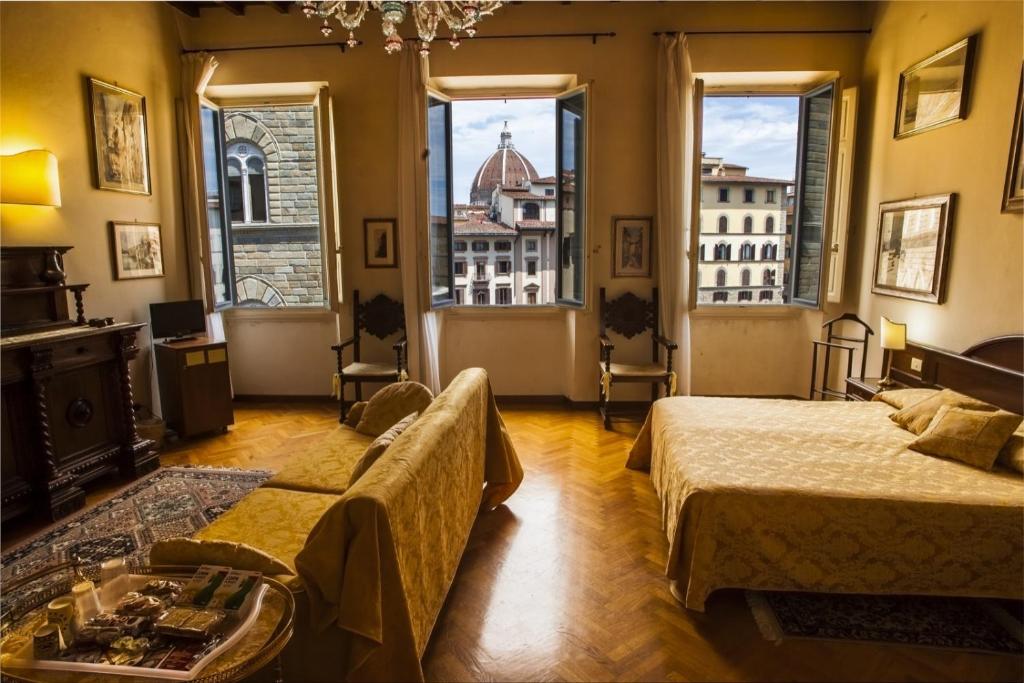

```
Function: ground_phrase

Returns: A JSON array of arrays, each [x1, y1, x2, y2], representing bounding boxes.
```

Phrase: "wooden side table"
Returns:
[[155, 337, 234, 438], [845, 377, 905, 402]]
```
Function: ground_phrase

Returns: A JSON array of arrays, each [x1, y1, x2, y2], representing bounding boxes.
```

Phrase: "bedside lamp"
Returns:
[[878, 316, 907, 388], [1, 150, 62, 207]]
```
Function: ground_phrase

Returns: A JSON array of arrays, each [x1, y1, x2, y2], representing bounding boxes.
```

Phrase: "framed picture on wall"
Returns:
[[1003, 65, 1024, 213], [364, 218, 398, 268], [612, 216, 652, 278], [871, 194, 955, 304], [88, 78, 152, 195], [894, 35, 977, 139], [110, 221, 165, 280]]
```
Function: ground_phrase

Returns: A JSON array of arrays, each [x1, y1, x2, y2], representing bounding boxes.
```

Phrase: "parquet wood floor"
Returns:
[[4, 402, 1021, 681]]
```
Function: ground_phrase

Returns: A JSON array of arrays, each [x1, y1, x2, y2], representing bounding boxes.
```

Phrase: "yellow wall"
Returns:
[[1, 2, 187, 405], [179, 1, 870, 398], [848, 0, 1024, 373]]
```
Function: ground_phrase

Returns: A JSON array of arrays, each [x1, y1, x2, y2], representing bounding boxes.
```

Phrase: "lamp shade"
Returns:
[[1, 150, 61, 207], [880, 317, 907, 351]]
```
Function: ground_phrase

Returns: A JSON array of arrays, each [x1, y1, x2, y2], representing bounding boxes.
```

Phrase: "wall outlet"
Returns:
[[910, 357, 923, 372]]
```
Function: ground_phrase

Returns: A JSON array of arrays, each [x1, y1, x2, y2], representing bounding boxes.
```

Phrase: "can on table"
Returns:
[[46, 596, 76, 644]]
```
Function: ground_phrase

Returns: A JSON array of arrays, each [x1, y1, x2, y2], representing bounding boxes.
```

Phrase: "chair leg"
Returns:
[[338, 379, 347, 424], [664, 377, 672, 398], [600, 377, 611, 430], [355, 382, 363, 402]]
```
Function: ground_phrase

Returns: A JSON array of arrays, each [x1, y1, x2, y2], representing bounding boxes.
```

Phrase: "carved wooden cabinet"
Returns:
[[0, 246, 156, 522]]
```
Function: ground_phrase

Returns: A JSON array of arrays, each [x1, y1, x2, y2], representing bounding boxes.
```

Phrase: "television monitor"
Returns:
[[149, 300, 207, 341]]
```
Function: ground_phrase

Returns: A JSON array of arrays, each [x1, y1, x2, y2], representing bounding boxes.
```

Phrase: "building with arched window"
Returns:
[[697, 154, 789, 305]]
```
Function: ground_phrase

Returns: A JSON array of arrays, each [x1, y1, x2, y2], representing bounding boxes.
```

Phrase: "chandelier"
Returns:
[[301, 1, 503, 55]]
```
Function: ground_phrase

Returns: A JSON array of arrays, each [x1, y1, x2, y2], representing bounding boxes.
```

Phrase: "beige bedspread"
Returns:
[[627, 397, 1024, 611]]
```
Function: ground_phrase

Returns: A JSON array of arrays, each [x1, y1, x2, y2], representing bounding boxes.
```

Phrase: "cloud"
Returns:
[[452, 99, 556, 203], [702, 96, 799, 181]]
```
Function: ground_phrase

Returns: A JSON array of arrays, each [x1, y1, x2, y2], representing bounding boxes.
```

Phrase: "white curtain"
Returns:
[[397, 45, 443, 393], [177, 52, 219, 312], [655, 34, 695, 396]]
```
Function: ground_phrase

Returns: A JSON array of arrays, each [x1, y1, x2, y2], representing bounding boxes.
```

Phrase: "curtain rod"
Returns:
[[183, 31, 617, 54], [654, 29, 871, 36]]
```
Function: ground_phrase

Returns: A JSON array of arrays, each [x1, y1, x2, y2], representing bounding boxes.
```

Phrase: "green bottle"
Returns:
[[191, 570, 228, 607], [223, 576, 259, 611]]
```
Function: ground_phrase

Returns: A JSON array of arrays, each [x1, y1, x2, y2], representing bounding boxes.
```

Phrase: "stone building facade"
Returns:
[[222, 105, 324, 307]]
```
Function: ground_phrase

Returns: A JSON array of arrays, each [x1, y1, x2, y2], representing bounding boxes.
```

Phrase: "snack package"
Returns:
[[138, 579, 183, 602], [115, 592, 165, 617], [154, 607, 225, 640], [177, 566, 231, 608], [157, 636, 223, 671], [207, 570, 262, 613]]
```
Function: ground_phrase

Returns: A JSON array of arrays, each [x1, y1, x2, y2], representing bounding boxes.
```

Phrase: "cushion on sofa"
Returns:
[[349, 412, 418, 486], [191, 487, 342, 590], [355, 381, 433, 437], [149, 537, 293, 575], [264, 426, 375, 494], [343, 401, 367, 427]]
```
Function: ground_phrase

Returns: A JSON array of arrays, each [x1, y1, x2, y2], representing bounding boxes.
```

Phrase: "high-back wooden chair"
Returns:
[[598, 287, 677, 430], [809, 312, 873, 400], [333, 290, 407, 422]]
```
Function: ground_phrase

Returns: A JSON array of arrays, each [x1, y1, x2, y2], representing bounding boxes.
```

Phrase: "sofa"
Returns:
[[149, 368, 523, 682]]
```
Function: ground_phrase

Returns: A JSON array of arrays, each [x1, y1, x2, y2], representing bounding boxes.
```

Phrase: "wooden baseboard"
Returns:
[[233, 394, 334, 403]]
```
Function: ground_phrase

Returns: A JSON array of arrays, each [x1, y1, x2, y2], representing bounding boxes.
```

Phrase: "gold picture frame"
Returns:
[[612, 216, 652, 278], [1003, 65, 1024, 213], [871, 194, 955, 304], [88, 78, 152, 195], [110, 221, 165, 280], [894, 35, 977, 139]]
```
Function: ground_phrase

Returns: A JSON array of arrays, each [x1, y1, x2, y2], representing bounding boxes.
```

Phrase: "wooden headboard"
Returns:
[[889, 335, 1024, 414]]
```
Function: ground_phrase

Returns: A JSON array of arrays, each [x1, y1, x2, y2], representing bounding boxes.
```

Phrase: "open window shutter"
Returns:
[[314, 86, 342, 312], [686, 78, 704, 310], [789, 79, 840, 308], [556, 85, 588, 307], [199, 103, 235, 308], [826, 86, 858, 304], [426, 92, 455, 308]]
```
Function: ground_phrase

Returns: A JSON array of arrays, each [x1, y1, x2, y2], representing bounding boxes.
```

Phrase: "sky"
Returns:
[[701, 96, 799, 181], [451, 98, 556, 204]]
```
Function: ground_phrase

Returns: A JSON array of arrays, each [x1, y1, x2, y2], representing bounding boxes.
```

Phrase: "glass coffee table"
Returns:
[[0, 563, 294, 683]]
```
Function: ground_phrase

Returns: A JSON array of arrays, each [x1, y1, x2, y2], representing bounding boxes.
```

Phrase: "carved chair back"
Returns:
[[351, 289, 405, 362], [599, 288, 661, 362]]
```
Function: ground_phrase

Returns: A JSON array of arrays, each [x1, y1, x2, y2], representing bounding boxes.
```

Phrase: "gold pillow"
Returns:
[[148, 537, 294, 575], [343, 401, 367, 427], [889, 388, 996, 435], [997, 426, 1024, 474], [871, 388, 940, 411], [908, 405, 1023, 470], [355, 381, 433, 437], [349, 412, 419, 486]]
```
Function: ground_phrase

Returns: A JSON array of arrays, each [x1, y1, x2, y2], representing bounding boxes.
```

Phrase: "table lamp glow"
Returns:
[[878, 316, 907, 388]]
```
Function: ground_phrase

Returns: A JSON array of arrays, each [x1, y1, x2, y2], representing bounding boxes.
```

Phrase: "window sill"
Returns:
[[689, 305, 801, 320], [442, 305, 565, 320], [222, 306, 335, 323]]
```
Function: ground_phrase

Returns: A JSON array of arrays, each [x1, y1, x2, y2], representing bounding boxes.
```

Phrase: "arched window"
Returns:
[[226, 142, 268, 224], [737, 290, 753, 302], [475, 290, 489, 305], [522, 202, 540, 220], [743, 216, 753, 233], [761, 242, 777, 260], [765, 216, 775, 233], [714, 242, 730, 261], [741, 268, 751, 287], [740, 242, 755, 261], [715, 268, 727, 287], [718, 216, 728, 233], [763, 268, 775, 286], [759, 290, 773, 302]]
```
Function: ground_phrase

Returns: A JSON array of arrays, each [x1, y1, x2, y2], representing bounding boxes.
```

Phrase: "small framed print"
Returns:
[[88, 78, 151, 195], [894, 35, 977, 139], [110, 221, 164, 280], [364, 218, 398, 268], [612, 216, 652, 278], [871, 194, 955, 304], [1002, 65, 1024, 213]]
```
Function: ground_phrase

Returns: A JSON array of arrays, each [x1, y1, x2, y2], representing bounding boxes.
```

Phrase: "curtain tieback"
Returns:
[[668, 371, 678, 397], [398, 369, 409, 382], [601, 371, 613, 401], [331, 373, 341, 399]]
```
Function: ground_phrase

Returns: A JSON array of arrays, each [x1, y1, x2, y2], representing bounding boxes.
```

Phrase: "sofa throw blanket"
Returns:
[[294, 368, 523, 682]]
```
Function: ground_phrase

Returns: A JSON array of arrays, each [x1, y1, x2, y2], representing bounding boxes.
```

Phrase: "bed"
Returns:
[[627, 336, 1024, 612]]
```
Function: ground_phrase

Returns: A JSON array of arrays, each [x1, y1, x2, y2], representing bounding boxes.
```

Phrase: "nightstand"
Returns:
[[845, 377, 905, 402]]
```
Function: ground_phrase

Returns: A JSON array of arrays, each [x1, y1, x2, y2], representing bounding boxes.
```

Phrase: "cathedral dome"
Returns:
[[469, 122, 539, 205]]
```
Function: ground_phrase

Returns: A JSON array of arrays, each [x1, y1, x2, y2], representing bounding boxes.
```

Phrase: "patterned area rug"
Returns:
[[1, 466, 270, 618], [747, 591, 1024, 655]]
